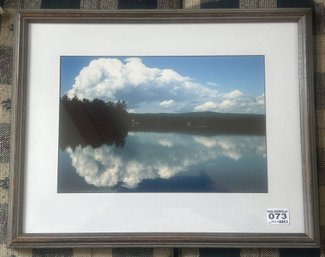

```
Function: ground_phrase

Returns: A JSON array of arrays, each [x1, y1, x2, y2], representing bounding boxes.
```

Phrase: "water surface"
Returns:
[[58, 132, 267, 193]]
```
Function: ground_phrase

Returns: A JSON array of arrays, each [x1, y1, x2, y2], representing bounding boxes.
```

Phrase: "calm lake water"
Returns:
[[58, 132, 267, 193]]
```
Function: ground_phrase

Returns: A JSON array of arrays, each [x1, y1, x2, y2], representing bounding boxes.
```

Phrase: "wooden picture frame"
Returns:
[[8, 9, 319, 248]]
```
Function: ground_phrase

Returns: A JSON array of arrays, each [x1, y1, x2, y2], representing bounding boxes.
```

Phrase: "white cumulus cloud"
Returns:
[[159, 99, 174, 108], [193, 93, 265, 113], [218, 99, 236, 109], [194, 101, 218, 112], [66, 57, 265, 114], [224, 89, 243, 99]]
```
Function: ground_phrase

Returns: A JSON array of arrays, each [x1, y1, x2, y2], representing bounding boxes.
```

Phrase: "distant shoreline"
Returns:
[[59, 98, 266, 149], [129, 112, 266, 135]]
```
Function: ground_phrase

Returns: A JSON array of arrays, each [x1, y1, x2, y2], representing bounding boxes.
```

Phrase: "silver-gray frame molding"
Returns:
[[8, 9, 319, 248]]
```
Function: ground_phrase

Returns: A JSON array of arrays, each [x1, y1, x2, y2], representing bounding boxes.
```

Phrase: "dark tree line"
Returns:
[[59, 96, 266, 150], [59, 96, 129, 149]]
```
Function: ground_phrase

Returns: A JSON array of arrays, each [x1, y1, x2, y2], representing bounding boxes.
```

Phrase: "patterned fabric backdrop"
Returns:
[[0, 0, 324, 256]]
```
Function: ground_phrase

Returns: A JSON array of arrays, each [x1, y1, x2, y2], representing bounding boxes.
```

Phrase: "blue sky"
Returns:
[[60, 56, 265, 114]]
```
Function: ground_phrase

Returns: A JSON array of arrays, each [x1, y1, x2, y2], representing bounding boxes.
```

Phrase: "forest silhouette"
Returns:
[[59, 96, 266, 150]]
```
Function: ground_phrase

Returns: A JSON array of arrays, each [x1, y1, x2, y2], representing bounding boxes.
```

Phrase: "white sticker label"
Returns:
[[267, 209, 289, 224]]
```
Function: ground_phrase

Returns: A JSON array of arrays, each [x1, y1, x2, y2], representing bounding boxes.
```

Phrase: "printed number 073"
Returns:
[[268, 213, 287, 219]]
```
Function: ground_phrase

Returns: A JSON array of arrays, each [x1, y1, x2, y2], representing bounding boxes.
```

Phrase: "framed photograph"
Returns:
[[8, 9, 319, 248]]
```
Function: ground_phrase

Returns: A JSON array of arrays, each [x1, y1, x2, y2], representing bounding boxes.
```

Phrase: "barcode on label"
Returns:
[[267, 209, 289, 224]]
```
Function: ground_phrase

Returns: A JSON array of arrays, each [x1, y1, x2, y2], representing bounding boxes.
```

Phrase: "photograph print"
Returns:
[[58, 56, 267, 193]]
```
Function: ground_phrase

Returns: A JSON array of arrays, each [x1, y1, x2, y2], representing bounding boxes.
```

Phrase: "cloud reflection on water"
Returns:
[[65, 133, 266, 189]]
